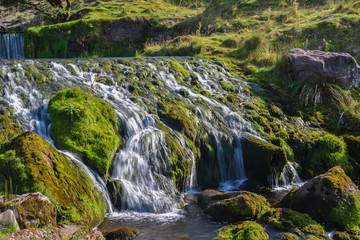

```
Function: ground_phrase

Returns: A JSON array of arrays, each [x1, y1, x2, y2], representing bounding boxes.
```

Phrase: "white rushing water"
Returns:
[[0, 33, 24, 59], [0, 57, 282, 217], [271, 161, 303, 191]]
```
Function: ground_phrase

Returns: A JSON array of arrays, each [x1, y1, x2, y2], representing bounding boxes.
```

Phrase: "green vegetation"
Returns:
[[204, 191, 270, 222], [215, 221, 268, 240], [0, 132, 107, 228], [261, 208, 325, 238], [329, 193, 360, 230], [48, 88, 121, 178]]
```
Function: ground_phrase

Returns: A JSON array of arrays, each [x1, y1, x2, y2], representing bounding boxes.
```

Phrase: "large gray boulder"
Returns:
[[0, 209, 20, 231], [288, 48, 360, 88]]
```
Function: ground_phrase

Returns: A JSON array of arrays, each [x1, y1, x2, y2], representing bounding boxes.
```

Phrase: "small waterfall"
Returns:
[[271, 161, 303, 190], [0, 33, 24, 59], [0, 57, 259, 215]]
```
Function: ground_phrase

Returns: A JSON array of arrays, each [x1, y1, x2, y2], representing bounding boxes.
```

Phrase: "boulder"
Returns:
[[103, 227, 140, 240], [0, 192, 57, 229], [242, 136, 288, 186], [261, 208, 325, 238], [0, 209, 20, 231], [0, 131, 107, 228], [107, 180, 127, 211], [202, 190, 269, 222], [281, 166, 360, 229], [288, 48, 360, 89], [215, 221, 268, 240]]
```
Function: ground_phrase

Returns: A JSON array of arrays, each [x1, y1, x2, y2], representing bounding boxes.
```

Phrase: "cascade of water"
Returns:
[[0, 57, 259, 215], [0, 33, 24, 59], [271, 161, 303, 190]]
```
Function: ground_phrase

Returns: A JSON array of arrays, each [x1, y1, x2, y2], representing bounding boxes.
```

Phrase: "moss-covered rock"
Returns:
[[333, 231, 352, 240], [48, 88, 122, 178], [0, 115, 22, 143], [157, 100, 198, 142], [1, 192, 57, 229], [242, 136, 288, 186], [281, 166, 360, 229], [215, 221, 268, 240], [103, 227, 139, 240], [204, 191, 270, 222], [0, 132, 107, 228], [261, 208, 325, 238], [106, 180, 127, 211]]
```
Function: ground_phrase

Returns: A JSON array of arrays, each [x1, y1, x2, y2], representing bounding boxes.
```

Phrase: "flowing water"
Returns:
[[0, 33, 24, 59], [0, 57, 301, 238]]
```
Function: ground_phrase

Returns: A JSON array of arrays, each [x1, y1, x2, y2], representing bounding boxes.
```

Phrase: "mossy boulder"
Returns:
[[0, 115, 22, 143], [343, 135, 360, 180], [157, 101, 198, 142], [290, 133, 350, 178], [215, 221, 268, 240], [281, 166, 360, 229], [203, 191, 270, 222], [242, 136, 288, 186], [1, 192, 57, 229], [0, 132, 107, 228], [103, 227, 139, 240], [106, 180, 127, 211], [48, 88, 122, 178], [261, 208, 325, 238]]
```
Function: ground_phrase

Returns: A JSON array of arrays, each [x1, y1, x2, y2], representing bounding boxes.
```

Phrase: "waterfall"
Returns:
[[270, 161, 303, 190], [0, 33, 24, 59], [0, 57, 257, 215]]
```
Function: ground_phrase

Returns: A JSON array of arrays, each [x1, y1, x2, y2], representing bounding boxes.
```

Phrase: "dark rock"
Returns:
[[281, 166, 360, 224], [203, 190, 269, 222], [1, 192, 57, 229], [242, 136, 288, 186], [107, 180, 127, 211], [106, 18, 150, 44], [288, 48, 360, 88], [103, 227, 139, 240]]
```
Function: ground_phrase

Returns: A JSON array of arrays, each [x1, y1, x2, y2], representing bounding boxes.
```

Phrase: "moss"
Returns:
[[128, 84, 144, 96], [103, 227, 139, 240], [291, 132, 350, 178], [333, 232, 352, 240], [157, 100, 198, 142], [0, 132, 107, 228], [204, 191, 270, 222], [329, 193, 360, 230], [215, 221, 268, 240], [0, 115, 22, 143], [167, 59, 190, 78], [220, 81, 236, 92], [48, 88, 122, 178], [261, 208, 325, 238]]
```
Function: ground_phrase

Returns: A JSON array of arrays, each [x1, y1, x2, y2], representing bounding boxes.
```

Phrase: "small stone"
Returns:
[[0, 209, 20, 231]]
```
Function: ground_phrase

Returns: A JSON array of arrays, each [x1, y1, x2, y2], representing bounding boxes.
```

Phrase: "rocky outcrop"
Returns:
[[106, 18, 151, 43], [0, 131, 107, 228], [0, 192, 56, 229], [201, 190, 270, 222], [242, 136, 288, 186], [0, 209, 20, 231], [288, 48, 360, 88], [281, 166, 360, 229], [215, 221, 268, 240]]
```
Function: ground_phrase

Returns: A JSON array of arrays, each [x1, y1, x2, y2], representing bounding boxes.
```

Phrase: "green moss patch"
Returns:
[[0, 132, 107, 228], [48, 88, 122, 178], [215, 221, 268, 240]]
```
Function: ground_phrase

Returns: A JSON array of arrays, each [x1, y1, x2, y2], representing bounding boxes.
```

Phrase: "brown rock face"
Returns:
[[288, 48, 360, 89], [281, 166, 360, 222], [106, 18, 150, 43], [0, 192, 57, 229]]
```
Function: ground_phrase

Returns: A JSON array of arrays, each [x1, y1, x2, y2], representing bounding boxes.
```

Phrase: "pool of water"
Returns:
[[99, 200, 224, 240]]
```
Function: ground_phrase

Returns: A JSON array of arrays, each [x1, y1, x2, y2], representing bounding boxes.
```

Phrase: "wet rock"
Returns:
[[107, 180, 127, 211], [103, 227, 139, 240], [215, 221, 268, 240], [261, 208, 325, 238], [281, 166, 360, 228], [0, 209, 20, 231], [242, 136, 288, 186], [1, 192, 56, 229], [203, 190, 269, 222], [288, 48, 360, 89]]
